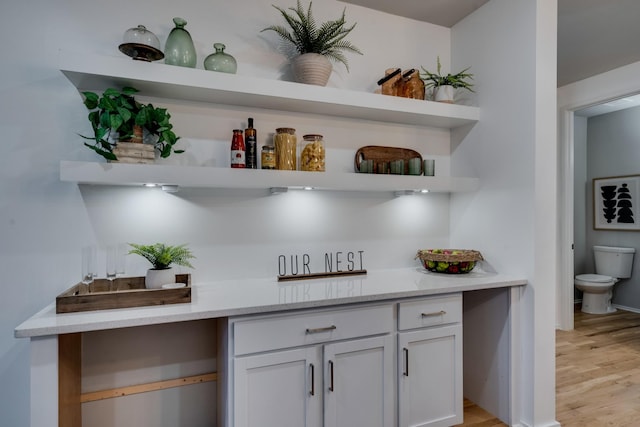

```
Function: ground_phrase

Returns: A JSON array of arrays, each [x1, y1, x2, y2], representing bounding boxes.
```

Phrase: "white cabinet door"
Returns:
[[233, 347, 322, 427], [398, 324, 462, 427], [324, 335, 394, 427]]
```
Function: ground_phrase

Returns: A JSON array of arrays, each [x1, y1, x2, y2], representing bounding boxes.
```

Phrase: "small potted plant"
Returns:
[[128, 243, 195, 289], [261, 0, 363, 86], [80, 86, 183, 162], [420, 57, 474, 103]]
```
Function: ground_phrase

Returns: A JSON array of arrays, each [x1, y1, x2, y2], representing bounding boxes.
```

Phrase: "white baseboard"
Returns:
[[512, 421, 561, 427], [612, 303, 640, 314], [573, 300, 640, 314]]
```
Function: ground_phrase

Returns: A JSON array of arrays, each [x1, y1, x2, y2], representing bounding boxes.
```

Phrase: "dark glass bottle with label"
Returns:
[[230, 129, 245, 168], [245, 118, 257, 169]]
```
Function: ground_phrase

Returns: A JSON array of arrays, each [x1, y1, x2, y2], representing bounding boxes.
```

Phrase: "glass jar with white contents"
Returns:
[[300, 134, 325, 172]]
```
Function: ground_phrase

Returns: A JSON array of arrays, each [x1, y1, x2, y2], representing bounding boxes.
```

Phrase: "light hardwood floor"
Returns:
[[459, 307, 640, 426], [556, 308, 640, 427]]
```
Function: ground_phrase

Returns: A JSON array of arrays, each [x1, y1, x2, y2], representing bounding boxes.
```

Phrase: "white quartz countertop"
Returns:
[[15, 267, 526, 338]]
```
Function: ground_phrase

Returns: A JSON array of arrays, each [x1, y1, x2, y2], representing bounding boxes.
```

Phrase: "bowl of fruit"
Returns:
[[415, 249, 483, 274]]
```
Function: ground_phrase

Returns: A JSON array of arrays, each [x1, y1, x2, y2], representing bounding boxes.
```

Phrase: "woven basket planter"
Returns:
[[415, 249, 483, 274], [291, 53, 333, 86]]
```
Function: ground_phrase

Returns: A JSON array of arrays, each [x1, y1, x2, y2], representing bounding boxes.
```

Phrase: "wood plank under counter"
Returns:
[[15, 268, 527, 338]]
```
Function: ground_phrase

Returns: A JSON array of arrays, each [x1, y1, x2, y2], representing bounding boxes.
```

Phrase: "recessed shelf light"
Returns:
[[270, 187, 289, 195], [161, 185, 179, 193], [394, 190, 415, 197]]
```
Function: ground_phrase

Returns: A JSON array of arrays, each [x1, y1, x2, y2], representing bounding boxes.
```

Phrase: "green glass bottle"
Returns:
[[164, 17, 197, 68], [204, 43, 237, 74]]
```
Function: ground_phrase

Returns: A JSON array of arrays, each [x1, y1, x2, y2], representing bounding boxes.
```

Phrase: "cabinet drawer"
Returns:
[[233, 303, 393, 355], [398, 293, 462, 330]]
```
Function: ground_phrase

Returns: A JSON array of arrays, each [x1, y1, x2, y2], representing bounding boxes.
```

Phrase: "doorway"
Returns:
[[557, 63, 640, 330]]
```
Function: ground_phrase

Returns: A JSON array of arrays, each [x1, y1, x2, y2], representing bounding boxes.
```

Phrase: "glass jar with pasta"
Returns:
[[300, 134, 325, 172], [274, 127, 297, 170]]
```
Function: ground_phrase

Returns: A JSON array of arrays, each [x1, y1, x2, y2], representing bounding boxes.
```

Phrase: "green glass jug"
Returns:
[[164, 17, 196, 68], [204, 43, 237, 74]]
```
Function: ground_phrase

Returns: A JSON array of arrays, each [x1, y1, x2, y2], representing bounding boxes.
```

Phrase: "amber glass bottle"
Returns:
[[245, 118, 257, 169], [401, 69, 425, 100]]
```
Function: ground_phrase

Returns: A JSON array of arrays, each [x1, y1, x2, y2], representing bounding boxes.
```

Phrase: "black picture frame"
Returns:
[[593, 175, 640, 231]]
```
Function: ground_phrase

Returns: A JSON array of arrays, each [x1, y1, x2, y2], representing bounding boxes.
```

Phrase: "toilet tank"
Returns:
[[594, 245, 635, 278]]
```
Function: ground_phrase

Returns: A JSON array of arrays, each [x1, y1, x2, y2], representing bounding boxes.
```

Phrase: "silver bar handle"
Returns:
[[421, 310, 446, 318], [309, 363, 315, 396], [329, 360, 334, 392], [305, 325, 337, 334], [403, 348, 409, 376]]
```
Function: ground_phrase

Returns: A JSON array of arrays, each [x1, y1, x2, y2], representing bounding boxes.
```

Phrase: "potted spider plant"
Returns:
[[261, 0, 363, 86], [80, 86, 183, 163], [128, 243, 195, 289], [420, 57, 474, 103]]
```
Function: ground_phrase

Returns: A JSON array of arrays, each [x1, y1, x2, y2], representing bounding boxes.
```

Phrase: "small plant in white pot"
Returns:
[[420, 57, 474, 103], [261, 0, 363, 86], [128, 243, 195, 289]]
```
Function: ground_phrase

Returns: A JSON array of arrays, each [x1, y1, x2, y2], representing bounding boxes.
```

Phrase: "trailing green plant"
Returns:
[[128, 243, 195, 270], [261, 0, 363, 71], [80, 86, 183, 161], [420, 57, 474, 91]]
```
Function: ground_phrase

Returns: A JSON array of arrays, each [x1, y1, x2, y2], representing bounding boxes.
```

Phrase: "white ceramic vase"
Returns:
[[434, 85, 455, 103], [146, 267, 175, 289], [291, 53, 333, 86]]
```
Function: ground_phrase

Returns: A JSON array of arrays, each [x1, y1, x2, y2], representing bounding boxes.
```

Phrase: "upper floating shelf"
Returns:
[[58, 50, 480, 129]]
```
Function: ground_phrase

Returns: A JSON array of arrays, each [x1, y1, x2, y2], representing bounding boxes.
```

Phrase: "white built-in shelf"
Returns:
[[59, 51, 481, 194], [59, 50, 480, 129], [60, 161, 479, 193]]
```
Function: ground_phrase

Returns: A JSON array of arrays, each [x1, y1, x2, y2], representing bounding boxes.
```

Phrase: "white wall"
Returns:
[[1, 0, 454, 425], [451, 0, 558, 425], [2, 0, 561, 425]]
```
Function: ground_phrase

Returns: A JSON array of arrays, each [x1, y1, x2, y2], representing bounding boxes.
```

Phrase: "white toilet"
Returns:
[[575, 245, 635, 314]]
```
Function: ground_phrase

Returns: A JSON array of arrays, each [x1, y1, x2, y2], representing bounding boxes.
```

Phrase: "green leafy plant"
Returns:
[[261, 0, 363, 71], [80, 86, 183, 161], [420, 57, 474, 91], [128, 243, 195, 270]]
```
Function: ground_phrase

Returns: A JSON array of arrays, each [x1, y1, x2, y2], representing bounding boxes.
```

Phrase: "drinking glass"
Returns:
[[106, 246, 117, 287], [116, 243, 127, 277], [81, 246, 97, 286], [106, 244, 127, 290]]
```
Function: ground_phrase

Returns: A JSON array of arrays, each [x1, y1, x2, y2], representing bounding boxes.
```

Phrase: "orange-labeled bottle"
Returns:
[[230, 129, 246, 168]]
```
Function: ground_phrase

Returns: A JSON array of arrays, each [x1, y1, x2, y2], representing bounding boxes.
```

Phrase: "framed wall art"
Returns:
[[593, 175, 640, 231]]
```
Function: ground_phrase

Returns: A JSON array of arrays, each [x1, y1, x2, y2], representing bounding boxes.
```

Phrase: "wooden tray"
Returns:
[[354, 145, 422, 174], [56, 274, 191, 314]]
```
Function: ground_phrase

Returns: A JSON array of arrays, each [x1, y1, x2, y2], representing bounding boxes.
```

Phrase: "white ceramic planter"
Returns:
[[434, 85, 455, 103], [291, 53, 333, 86], [146, 267, 175, 289]]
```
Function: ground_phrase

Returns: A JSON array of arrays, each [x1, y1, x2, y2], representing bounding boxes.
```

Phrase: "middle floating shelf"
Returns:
[[60, 161, 479, 193]]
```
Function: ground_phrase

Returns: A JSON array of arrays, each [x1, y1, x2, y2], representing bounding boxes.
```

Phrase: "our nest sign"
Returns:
[[277, 250, 366, 281]]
